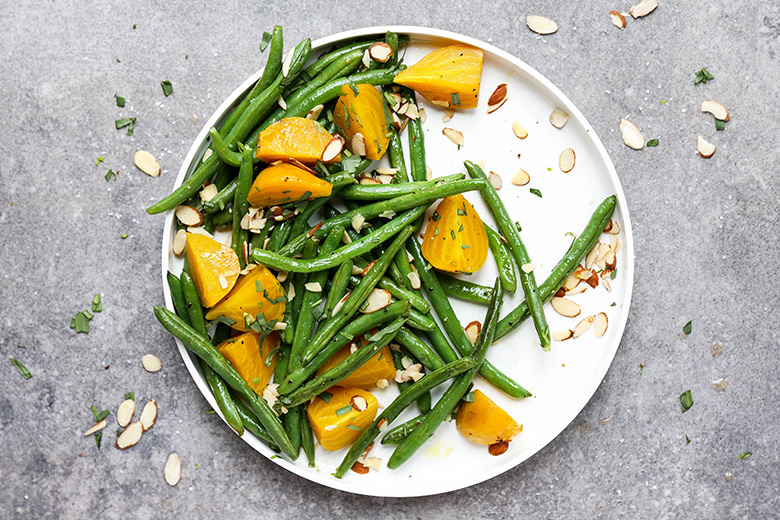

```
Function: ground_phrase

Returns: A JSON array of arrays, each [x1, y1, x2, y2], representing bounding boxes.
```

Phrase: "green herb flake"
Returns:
[[463, 391, 475, 403], [124, 392, 135, 401], [450, 230, 457, 240], [114, 94, 125, 107], [451, 92, 461, 107], [95, 156, 105, 166], [610, 302, 617, 307], [694, 68, 715, 85], [738, 451, 752, 459], [335, 404, 353, 416], [252, 377, 261, 385], [121, 233, 129, 239], [132, 24, 136, 29], [345, 424, 362, 431], [646, 138, 659, 147], [715, 119, 726, 131], [318, 391, 333, 403], [92, 294, 102, 312], [349, 82, 360, 96], [547, 167, 552, 172], [610, 268, 617, 280], [205, 410, 216, 414], [115, 117, 136, 136], [10, 358, 32, 379], [259, 31, 272, 51], [105, 169, 117, 182], [515, 222, 523, 233], [71, 311, 92, 333], [680, 390, 694, 413], [660, 99, 667, 104], [161, 80, 173, 97], [431, 211, 441, 222], [461, 245, 471, 249], [529, 188, 543, 198], [95, 432, 103, 449], [255, 280, 264, 293], [638, 363, 645, 375], [685, 435, 691, 445], [683, 321, 692, 335]]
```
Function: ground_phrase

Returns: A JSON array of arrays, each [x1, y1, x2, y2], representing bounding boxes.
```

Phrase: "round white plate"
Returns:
[[161, 26, 634, 497]]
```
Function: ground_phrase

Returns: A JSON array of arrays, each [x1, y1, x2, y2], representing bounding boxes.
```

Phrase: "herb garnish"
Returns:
[[115, 117, 136, 136], [685, 435, 691, 445], [451, 92, 461, 107], [10, 358, 32, 379], [115, 94, 125, 107], [318, 391, 333, 403], [683, 321, 692, 335], [259, 31, 272, 51], [715, 119, 725, 131], [335, 404, 352, 416], [738, 451, 752, 459], [124, 392, 135, 401], [694, 68, 715, 85], [92, 294, 102, 313], [529, 188, 543, 198], [646, 138, 659, 147], [71, 310, 93, 333], [95, 156, 105, 166], [161, 80, 173, 97], [345, 424, 362, 431], [680, 390, 694, 413], [105, 169, 117, 181]]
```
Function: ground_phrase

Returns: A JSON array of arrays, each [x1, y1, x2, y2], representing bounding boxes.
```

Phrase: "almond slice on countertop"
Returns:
[[172, 229, 187, 256], [553, 329, 574, 341], [512, 169, 530, 186], [465, 321, 482, 345], [487, 83, 508, 113], [140, 399, 158, 431], [630, 0, 658, 18], [551, 297, 581, 317], [527, 15, 559, 35], [512, 120, 528, 139], [351, 133, 367, 156], [351, 395, 368, 412], [701, 100, 730, 121], [134, 150, 161, 177], [115, 422, 143, 449], [321, 135, 345, 163], [442, 127, 464, 146], [368, 42, 393, 62], [698, 136, 716, 158], [117, 399, 136, 427], [84, 420, 107, 436], [573, 315, 595, 338], [609, 10, 627, 28], [593, 312, 609, 337], [488, 172, 503, 190], [360, 288, 392, 313], [164, 453, 182, 486], [619, 119, 644, 149], [306, 104, 324, 120], [174, 205, 204, 227], [549, 109, 570, 129], [559, 148, 576, 172], [141, 354, 162, 373]]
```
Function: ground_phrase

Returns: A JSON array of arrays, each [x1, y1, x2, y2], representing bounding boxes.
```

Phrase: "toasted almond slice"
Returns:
[[358, 176, 381, 185], [521, 263, 536, 273], [281, 48, 294, 77], [364, 456, 382, 471], [117, 399, 136, 427], [431, 99, 451, 108], [172, 229, 187, 256], [202, 148, 213, 162], [487, 97, 508, 114], [376, 379, 389, 390], [630, 0, 658, 18], [559, 148, 576, 172], [418, 107, 427, 123], [401, 355, 413, 369], [711, 378, 728, 392], [361, 260, 377, 277], [304, 282, 322, 293], [407, 271, 421, 290], [140, 399, 158, 431], [442, 108, 454, 123], [368, 42, 393, 62], [199, 183, 218, 202], [276, 95, 287, 110], [351, 395, 368, 412], [351, 213, 366, 233], [488, 172, 503, 190], [405, 103, 420, 120], [593, 312, 609, 337], [351, 461, 370, 474], [377, 175, 395, 185], [585, 243, 600, 269], [306, 104, 324, 120], [321, 135, 344, 163], [553, 329, 574, 341], [609, 221, 621, 234], [512, 120, 528, 139], [586, 269, 600, 288], [375, 167, 398, 176], [426, 166, 433, 181], [351, 133, 367, 156], [573, 315, 595, 338], [115, 422, 143, 449], [698, 136, 716, 158], [361, 48, 372, 68], [602, 278, 612, 293], [512, 169, 530, 186], [549, 109, 570, 129], [563, 273, 580, 291], [596, 243, 611, 263], [619, 119, 644, 149], [567, 282, 588, 296], [402, 363, 424, 383], [442, 127, 464, 146], [487, 83, 508, 114], [84, 420, 107, 436], [551, 297, 581, 317], [465, 321, 482, 345], [701, 100, 730, 121], [141, 354, 162, 373], [332, 291, 351, 317], [175, 205, 204, 227], [527, 15, 559, 34], [574, 265, 591, 280], [489, 441, 510, 456], [164, 453, 182, 486], [605, 251, 617, 271], [134, 150, 161, 177], [218, 272, 228, 290], [609, 10, 627, 28], [361, 289, 392, 313]]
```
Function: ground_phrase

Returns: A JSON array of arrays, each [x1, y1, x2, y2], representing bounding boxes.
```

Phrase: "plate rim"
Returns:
[[160, 25, 635, 497]]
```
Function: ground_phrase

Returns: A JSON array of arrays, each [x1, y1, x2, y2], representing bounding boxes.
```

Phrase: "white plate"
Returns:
[[161, 26, 634, 497]]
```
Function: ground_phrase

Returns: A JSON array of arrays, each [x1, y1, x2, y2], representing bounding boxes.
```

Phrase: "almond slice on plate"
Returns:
[[321, 135, 344, 163], [117, 399, 136, 427], [442, 127, 464, 146], [549, 109, 570, 129], [701, 100, 730, 121], [165, 453, 182, 486], [115, 422, 143, 449], [360, 288, 391, 313], [630, 0, 658, 18], [563, 273, 580, 291], [512, 120, 528, 139], [698, 136, 716, 158], [140, 400, 158, 431], [351, 133, 367, 156], [306, 104, 324, 120], [619, 118, 644, 150], [465, 321, 482, 345], [559, 148, 576, 172], [172, 229, 187, 255], [368, 42, 393, 63], [199, 183, 218, 202], [488, 172, 503, 190], [551, 297, 581, 317], [487, 83, 508, 113], [593, 312, 609, 337], [134, 150, 161, 177], [553, 329, 574, 341], [175, 205, 204, 227], [527, 15, 559, 35], [512, 169, 530, 186], [573, 315, 595, 338], [609, 10, 627, 28], [142, 354, 162, 373]]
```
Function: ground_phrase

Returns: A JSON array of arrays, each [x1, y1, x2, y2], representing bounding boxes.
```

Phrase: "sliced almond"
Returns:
[[376, 379, 389, 390], [527, 15, 559, 34], [585, 243, 600, 269], [321, 135, 344, 163], [401, 356, 413, 369], [431, 99, 451, 108], [306, 104, 324, 120], [629, 0, 658, 18], [559, 148, 576, 173], [619, 119, 644, 150], [512, 169, 531, 186], [139, 399, 158, 431], [172, 229, 187, 256], [377, 175, 395, 185], [418, 107, 427, 123], [115, 422, 143, 449], [134, 150, 161, 177], [426, 166, 433, 181], [553, 329, 574, 341], [592, 312, 608, 337], [602, 278, 612, 293], [549, 109, 570, 129], [276, 95, 287, 110], [304, 282, 322, 293], [404, 103, 419, 120], [567, 282, 588, 296], [442, 127, 464, 146], [368, 42, 393, 63], [141, 354, 162, 373], [375, 167, 397, 176], [351, 133, 367, 156], [442, 108, 454, 123], [174, 205, 204, 227], [351, 395, 368, 412], [398, 363, 424, 383], [281, 48, 294, 77], [574, 265, 591, 280], [332, 291, 351, 317], [465, 321, 482, 345], [351, 461, 370, 474], [117, 399, 136, 427], [488, 172, 503, 190], [218, 273, 228, 290], [358, 176, 381, 185], [84, 420, 107, 436], [551, 297, 581, 318], [487, 83, 508, 113], [521, 263, 536, 273], [608, 221, 621, 234], [199, 183, 218, 202], [407, 271, 421, 290], [586, 269, 600, 288], [573, 315, 595, 338], [351, 213, 365, 233], [701, 100, 730, 121], [488, 441, 510, 456], [609, 10, 627, 28], [512, 120, 528, 139], [697, 136, 716, 158], [563, 273, 580, 291], [361, 48, 372, 69], [363, 457, 382, 471], [361, 260, 377, 277], [711, 378, 728, 392], [361, 289, 392, 313], [164, 453, 182, 486]]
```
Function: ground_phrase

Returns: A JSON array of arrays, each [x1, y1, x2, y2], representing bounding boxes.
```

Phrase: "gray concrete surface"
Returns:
[[1, 1, 778, 518]]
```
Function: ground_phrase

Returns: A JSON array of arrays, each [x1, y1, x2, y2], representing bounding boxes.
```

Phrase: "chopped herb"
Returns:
[[71, 311, 92, 333], [251, 377, 261, 385], [105, 169, 117, 182], [610, 302, 616, 307], [348, 82, 360, 96], [564, 232, 575, 238], [364, 319, 405, 344], [259, 31, 272, 51], [450, 230, 457, 240], [264, 346, 280, 367], [461, 245, 471, 249], [121, 234, 128, 239], [340, 154, 363, 175], [456, 207, 468, 216], [738, 451, 752, 459], [132, 24, 137, 29], [685, 435, 691, 445], [462, 391, 475, 403], [345, 424, 362, 431], [434, 228, 439, 236], [515, 222, 523, 233], [335, 404, 352, 416], [298, 190, 313, 202], [451, 92, 461, 107], [160, 80, 173, 97], [646, 138, 659, 147], [95, 432, 103, 449], [310, 305, 324, 321], [638, 363, 645, 375], [683, 321, 692, 335], [694, 68, 715, 85], [209, 316, 237, 327], [17, 344, 25, 349], [205, 410, 216, 414], [95, 156, 105, 166], [680, 390, 694, 413], [270, 455, 280, 460], [115, 117, 136, 136], [547, 167, 552, 172], [610, 268, 617, 280], [529, 188, 543, 198], [114, 94, 125, 107], [383, 91, 399, 106], [92, 294, 102, 312], [124, 392, 135, 401], [318, 391, 333, 403], [431, 211, 441, 222], [660, 99, 667, 104], [10, 358, 32, 379], [715, 119, 726, 131], [255, 280, 264, 293], [116, 58, 121, 63]]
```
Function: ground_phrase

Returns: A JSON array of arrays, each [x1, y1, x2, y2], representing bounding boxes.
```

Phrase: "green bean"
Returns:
[[166, 273, 191, 327], [282, 405, 302, 455], [407, 235, 531, 398], [252, 206, 426, 273], [406, 309, 436, 332], [180, 271, 207, 336], [387, 132, 410, 182], [266, 219, 293, 252], [299, 35, 409, 84], [286, 187, 344, 241], [286, 240, 314, 345], [203, 178, 237, 213], [465, 160, 550, 350], [395, 327, 444, 371], [300, 404, 316, 467], [420, 323, 459, 365], [387, 278, 503, 469], [407, 103, 427, 182], [281, 317, 407, 408], [339, 175, 466, 201], [279, 300, 410, 394], [203, 213, 215, 235], [231, 148, 254, 268], [496, 195, 617, 340], [380, 414, 426, 445], [230, 390, 279, 450], [210, 162, 235, 191], [273, 343, 291, 384], [325, 260, 353, 317], [212, 207, 233, 227], [484, 224, 518, 293], [392, 349, 431, 414], [210, 322, 232, 345], [334, 357, 476, 478], [200, 359, 244, 435], [154, 306, 298, 459], [347, 270, 430, 314], [208, 128, 242, 167], [249, 219, 274, 254], [438, 273, 493, 305]]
